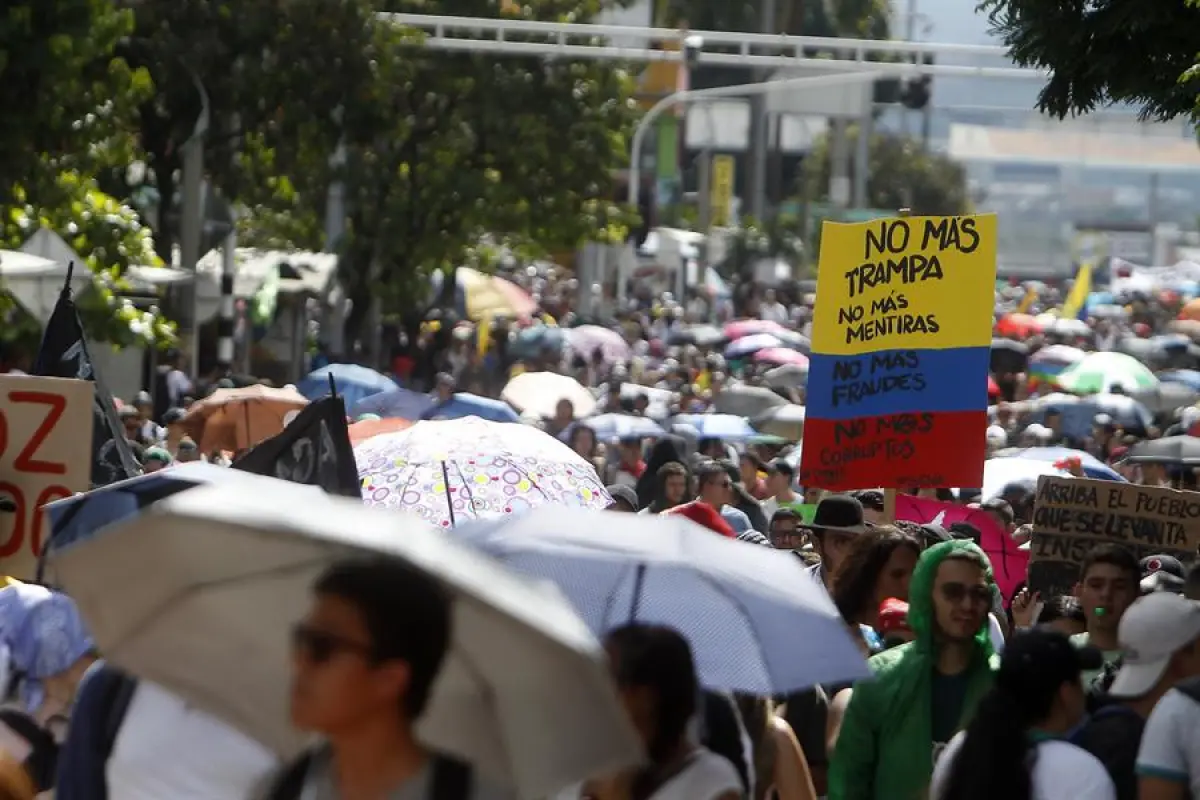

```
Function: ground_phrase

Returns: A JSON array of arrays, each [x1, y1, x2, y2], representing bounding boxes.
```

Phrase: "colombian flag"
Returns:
[[1060, 262, 1092, 321], [799, 215, 998, 492]]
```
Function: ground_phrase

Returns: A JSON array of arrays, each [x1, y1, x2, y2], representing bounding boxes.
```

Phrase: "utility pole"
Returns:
[[746, 0, 778, 222]]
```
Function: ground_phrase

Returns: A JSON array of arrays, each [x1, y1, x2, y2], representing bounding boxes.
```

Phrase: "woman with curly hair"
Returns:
[[831, 526, 922, 641]]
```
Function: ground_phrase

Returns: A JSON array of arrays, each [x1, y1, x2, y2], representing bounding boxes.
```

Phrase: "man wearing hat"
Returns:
[[1140, 554, 1187, 595], [802, 494, 868, 592]]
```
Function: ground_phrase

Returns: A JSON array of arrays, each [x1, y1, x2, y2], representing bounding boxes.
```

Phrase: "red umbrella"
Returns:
[[995, 313, 1042, 338]]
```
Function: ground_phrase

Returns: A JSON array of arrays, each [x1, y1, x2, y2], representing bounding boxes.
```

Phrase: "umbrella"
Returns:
[[444, 267, 537, 321], [1000, 448, 1124, 482], [580, 414, 665, 442], [347, 416, 414, 445], [52, 481, 640, 797], [712, 385, 787, 418], [1088, 304, 1128, 320], [423, 392, 521, 423], [450, 506, 871, 695], [615, 383, 673, 421], [181, 385, 309, 454], [723, 319, 789, 340], [1028, 344, 1086, 382], [509, 325, 565, 359], [1169, 320, 1200, 342], [754, 348, 809, 368], [41, 462, 270, 565], [995, 313, 1042, 338], [355, 417, 611, 528], [724, 333, 784, 360], [1131, 382, 1200, 415], [1122, 436, 1200, 467], [1035, 394, 1153, 439], [770, 329, 811, 353], [502, 372, 597, 419], [1055, 352, 1158, 395], [562, 325, 631, 365], [763, 364, 807, 390], [671, 414, 756, 440], [982, 458, 1069, 500], [350, 387, 435, 420], [752, 405, 806, 440], [667, 324, 727, 348], [1159, 370, 1200, 392], [990, 338, 1029, 373], [296, 364, 397, 409], [1040, 316, 1091, 338]]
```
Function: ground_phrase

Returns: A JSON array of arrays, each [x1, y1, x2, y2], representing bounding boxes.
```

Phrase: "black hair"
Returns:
[[568, 424, 597, 456], [830, 526, 922, 626], [980, 498, 1015, 527], [948, 522, 981, 544], [1036, 595, 1086, 626], [1079, 543, 1140, 586], [314, 557, 452, 720], [770, 508, 798, 525], [694, 460, 727, 491], [940, 629, 1084, 800], [605, 624, 698, 765], [851, 489, 885, 512], [1186, 561, 1200, 595]]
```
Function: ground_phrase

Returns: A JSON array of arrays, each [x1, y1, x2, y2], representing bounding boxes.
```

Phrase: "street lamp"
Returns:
[[621, 70, 886, 305]]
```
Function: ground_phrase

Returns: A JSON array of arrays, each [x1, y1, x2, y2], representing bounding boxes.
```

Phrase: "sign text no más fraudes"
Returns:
[[1029, 476, 1200, 596], [799, 215, 997, 491]]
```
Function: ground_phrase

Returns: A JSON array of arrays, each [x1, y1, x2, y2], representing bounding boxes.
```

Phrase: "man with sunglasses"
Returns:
[[828, 540, 999, 800], [262, 557, 511, 800]]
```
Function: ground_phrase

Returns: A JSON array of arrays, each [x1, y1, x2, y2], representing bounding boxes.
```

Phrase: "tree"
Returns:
[[667, 0, 889, 39], [1, 172, 177, 348], [977, 0, 1200, 120], [327, 0, 638, 348], [0, 0, 150, 205], [800, 129, 970, 217]]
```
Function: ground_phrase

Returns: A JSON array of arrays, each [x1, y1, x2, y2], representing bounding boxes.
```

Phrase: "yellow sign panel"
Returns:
[[710, 155, 734, 227]]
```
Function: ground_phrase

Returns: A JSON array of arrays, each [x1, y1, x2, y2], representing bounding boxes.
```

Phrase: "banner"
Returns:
[[1029, 476, 1200, 595], [0, 375, 93, 579], [31, 271, 140, 488], [799, 214, 998, 491], [895, 494, 1029, 602], [232, 396, 362, 498]]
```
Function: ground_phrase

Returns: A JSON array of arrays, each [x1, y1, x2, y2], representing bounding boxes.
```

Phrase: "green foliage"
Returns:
[[0, 0, 150, 205], [671, 0, 889, 39], [1, 173, 177, 347], [977, 0, 1200, 120], [800, 129, 970, 219]]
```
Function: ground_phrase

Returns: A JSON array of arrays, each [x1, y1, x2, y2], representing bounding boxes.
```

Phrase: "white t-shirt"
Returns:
[[554, 748, 741, 800], [105, 681, 278, 800], [1136, 686, 1200, 796], [930, 730, 1115, 800]]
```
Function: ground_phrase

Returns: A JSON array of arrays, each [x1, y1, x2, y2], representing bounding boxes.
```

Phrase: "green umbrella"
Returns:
[[1055, 351, 1158, 395]]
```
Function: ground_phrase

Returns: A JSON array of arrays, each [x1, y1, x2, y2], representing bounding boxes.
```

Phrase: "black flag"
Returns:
[[31, 263, 141, 488], [231, 395, 361, 498]]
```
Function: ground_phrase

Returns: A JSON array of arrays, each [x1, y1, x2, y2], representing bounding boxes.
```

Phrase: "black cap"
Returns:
[[162, 407, 187, 425], [606, 485, 639, 511], [1140, 554, 1185, 579], [997, 628, 1104, 696], [767, 458, 795, 477]]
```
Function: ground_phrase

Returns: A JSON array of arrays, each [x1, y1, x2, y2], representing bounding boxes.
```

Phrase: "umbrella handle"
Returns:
[[441, 461, 456, 528], [627, 563, 646, 623]]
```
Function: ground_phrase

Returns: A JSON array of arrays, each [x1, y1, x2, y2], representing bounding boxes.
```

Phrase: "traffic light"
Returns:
[[900, 54, 934, 110]]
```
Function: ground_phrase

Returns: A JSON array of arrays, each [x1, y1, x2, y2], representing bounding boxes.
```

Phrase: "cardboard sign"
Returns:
[[0, 375, 92, 579], [799, 214, 998, 490], [1029, 476, 1200, 596]]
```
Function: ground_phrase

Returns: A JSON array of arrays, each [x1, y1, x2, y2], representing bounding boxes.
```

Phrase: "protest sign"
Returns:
[[895, 494, 1029, 602], [799, 214, 997, 491], [1028, 476, 1200, 596], [0, 375, 92, 579]]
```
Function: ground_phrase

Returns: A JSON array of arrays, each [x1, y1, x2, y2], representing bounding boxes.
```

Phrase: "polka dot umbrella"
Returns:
[[355, 416, 611, 529]]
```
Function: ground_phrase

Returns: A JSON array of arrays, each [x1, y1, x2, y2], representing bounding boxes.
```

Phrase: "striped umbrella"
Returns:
[[1055, 352, 1158, 395]]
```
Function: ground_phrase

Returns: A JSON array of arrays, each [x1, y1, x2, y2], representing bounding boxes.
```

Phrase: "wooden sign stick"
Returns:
[[880, 208, 913, 524]]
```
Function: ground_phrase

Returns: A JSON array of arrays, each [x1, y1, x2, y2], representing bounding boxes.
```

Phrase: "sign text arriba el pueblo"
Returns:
[[1029, 476, 1200, 595], [799, 214, 997, 491]]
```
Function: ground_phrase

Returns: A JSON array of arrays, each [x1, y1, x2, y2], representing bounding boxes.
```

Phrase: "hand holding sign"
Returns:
[[0, 376, 92, 579]]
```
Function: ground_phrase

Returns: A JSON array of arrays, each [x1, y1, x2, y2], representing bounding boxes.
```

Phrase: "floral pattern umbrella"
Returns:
[[355, 417, 611, 528]]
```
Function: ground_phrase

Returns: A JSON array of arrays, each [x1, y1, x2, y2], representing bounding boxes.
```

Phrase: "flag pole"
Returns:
[[328, 373, 338, 399], [60, 261, 75, 298]]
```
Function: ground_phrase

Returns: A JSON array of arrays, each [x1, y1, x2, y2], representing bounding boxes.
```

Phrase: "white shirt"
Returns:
[[931, 730, 1116, 800], [1136, 686, 1200, 796], [105, 681, 277, 800], [553, 748, 741, 800]]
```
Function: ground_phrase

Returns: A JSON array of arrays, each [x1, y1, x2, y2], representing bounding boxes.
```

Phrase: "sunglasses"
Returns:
[[939, 583, 993, 607], [291, 624, 374, 664]]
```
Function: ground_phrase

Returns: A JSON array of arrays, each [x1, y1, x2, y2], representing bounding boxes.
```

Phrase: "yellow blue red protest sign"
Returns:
[[799, 214, 998, 491]]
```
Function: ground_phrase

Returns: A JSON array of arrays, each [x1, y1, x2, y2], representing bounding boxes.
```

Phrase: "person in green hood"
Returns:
[[827, 540, 1000, 800]]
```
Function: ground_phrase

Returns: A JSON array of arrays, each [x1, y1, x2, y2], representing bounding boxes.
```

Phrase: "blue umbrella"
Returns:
[[1002, 447, 1125, 482], [450, 506, 870, 695], [671, 414, 756, 440], [1159, 370, 1200, 392], [423, 393, 520, 423], [297, 364, 397, 408], [350, 387, 435, 420], [578, 414, 665, 442]]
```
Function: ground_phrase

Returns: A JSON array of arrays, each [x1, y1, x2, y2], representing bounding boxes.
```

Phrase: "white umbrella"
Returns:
[[502, 372, 598, 418], [981, 457, 1069, 500], [752, 404, 806, 440], [451, 507, 870, 695], [51, 478, 640, 797]]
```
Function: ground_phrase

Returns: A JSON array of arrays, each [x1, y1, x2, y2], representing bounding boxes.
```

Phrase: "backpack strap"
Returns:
[[265, 752, 315, 800], [430, 753, 472, 800]]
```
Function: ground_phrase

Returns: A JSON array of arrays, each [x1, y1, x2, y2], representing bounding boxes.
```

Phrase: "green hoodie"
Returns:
[[827, 540, 1000, 800]]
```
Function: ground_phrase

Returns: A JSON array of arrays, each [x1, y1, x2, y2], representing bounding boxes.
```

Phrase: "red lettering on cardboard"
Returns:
[[7, 391, 67, 475]]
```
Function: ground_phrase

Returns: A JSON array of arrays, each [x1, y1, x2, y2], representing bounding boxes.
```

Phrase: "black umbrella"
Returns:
[[668, 324, 727, 348], [1131, 383, 1200, 415], [990, 338, 1029, 373], [1122, 436, 1200, 467]]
